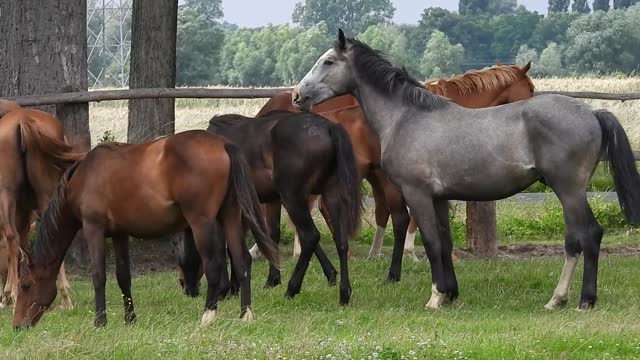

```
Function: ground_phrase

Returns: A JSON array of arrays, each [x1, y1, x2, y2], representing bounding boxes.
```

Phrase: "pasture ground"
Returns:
[[1, 243, 639, 359]]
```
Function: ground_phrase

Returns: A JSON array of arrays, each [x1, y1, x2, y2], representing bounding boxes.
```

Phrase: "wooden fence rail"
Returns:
[[3, 87, 640, 107]]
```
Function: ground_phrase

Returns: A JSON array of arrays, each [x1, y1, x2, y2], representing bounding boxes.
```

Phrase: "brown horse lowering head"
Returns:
[[425, 62, 534, 108]]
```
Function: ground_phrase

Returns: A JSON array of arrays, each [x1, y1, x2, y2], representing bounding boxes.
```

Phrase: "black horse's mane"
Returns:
[[341, 38, 449, 111]]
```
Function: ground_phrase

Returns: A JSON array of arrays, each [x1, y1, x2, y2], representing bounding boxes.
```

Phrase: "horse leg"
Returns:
[[405, 215, 419, 260], [83, 222, 107, 327], [434, 199, 459, 301], [248, 204, 267, 260], [377, 174, 411, 282], [189, 220, 225, 326], [545, 190, 602, 310], [402, 186, 451, 309], [264, 201, 282, 288], [292, 195, 320, 258], [367, 175, 389, 259], [315, 202, 339, 286], [0, 193, 18, 308], [321, 185, 353, 305], [221, 205, 253, 321], [282, 196, 323, 299], [111, 234, 136, 324], [56, 261, 74, 310]]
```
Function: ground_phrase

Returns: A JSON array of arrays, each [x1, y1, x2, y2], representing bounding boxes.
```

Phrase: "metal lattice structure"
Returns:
[[87, 0, 132, 89]]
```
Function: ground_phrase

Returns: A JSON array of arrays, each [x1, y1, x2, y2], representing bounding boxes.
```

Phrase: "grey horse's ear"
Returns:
[[338, 29, 346, 50]]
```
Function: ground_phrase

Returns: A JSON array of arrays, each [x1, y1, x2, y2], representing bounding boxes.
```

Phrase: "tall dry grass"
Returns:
[[89, 77, 640, 146]]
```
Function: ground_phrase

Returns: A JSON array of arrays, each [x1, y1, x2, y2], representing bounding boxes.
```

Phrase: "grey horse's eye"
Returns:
[[324, 60, 334, 66]]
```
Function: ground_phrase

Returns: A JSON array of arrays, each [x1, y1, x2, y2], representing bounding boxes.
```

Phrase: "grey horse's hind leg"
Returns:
[[545, 190, 603, 310], [434, 199, 459, 301], [402, 186, 452, 309]]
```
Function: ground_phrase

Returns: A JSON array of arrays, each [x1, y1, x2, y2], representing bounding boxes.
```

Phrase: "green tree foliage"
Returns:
[[459, 0, 490, 15], [490, 7, 541, 61], [276, 22, 332, 85], [571, 0, 591, 13], [565, 5, 640, 73], [548, 0, 570, 12], [182, 0, 223, 23], [397, 24, 427, 75], [220, 26, 297, 86], [420, 31, 465, 78], [176, 7, 225, 85], [613, 0, 639, 9], [357, 25, 410, 68], [292, 0, 395, 34], [536, 42, 564, 76], [515, 45, 539, 70], [593, 0, 611, 11], [529, 11, 579, 51]]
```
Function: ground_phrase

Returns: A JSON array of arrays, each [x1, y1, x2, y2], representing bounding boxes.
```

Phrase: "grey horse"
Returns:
[[292, 29, 640, 310]]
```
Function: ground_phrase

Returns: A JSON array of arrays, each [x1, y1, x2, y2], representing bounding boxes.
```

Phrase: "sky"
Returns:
[[220, 0, 548, 27]]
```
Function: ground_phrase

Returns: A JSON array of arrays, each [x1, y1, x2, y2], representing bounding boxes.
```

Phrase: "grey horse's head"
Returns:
[[292, 29, 355, 111]]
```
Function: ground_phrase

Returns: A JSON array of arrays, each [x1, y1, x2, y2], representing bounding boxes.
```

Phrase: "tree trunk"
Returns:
[[466, 201, 497, 258], [127, 0, 178, 143], [0, 0, 90, 266]]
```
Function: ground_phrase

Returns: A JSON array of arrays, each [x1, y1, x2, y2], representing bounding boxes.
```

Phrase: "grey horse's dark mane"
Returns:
[[342, 38, 449, 111]]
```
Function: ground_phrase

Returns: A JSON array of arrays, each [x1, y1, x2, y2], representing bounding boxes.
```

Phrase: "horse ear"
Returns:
[[523, 61, 532, 73], [337, 29, 346, 51], [18, 246, 31, 266]]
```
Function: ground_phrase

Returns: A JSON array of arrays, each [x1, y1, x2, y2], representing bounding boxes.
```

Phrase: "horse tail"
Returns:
[[19, 117, 85, 171], [594, 109, 640, 224], [224, 142, 279, 269], [327, 123, 362, 239], [0, 99, 21, 118]]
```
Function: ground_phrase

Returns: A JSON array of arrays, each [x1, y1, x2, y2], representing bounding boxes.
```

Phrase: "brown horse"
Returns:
[[250, 63, 534, 279], [13, 130, 278, 328], [0, 100, 81, 309]]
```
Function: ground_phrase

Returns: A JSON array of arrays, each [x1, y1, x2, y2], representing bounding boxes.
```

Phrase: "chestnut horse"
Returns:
[[13, 130, 277, 328], [249, 63, 534, 280], [0, 100, 80, 309]]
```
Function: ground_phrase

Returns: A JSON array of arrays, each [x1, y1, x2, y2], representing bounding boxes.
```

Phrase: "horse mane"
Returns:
[[425, 65, 535, 97], [0, 99, 21, 118], [30, 161, 80, 263], [344, 38, 449, 111]]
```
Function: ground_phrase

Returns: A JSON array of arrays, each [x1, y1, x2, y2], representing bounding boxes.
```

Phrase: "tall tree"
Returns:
[[357, 25, 410, 68], [487, 0, 518, 14], [292, 0, 395, 34], [459, 0, 490, 14], [176, 6, 225, 85], [593, 0, 611, 11], [128, 0, 177, 143], [571, 0, 591, 13], [276, 22, 331, 85], [548, 0, 570, 12], [182, 0, 222, 23], [420, 31, 465, 78], [529, 11, 579, 51], [613, 0, 637, 8]]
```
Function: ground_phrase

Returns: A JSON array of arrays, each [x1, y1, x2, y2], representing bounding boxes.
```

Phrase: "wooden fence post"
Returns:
[[466, 201, 497, 258]]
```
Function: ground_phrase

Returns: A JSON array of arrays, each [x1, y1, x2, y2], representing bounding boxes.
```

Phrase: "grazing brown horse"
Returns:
[[0, 100, 80, 309], [249, 63, 534, 281], [13, 130, 278, 328], [177, 111, 362, 305]]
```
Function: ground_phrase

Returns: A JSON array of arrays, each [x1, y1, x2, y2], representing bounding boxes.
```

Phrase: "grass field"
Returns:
[[1, 247, 640, 359]]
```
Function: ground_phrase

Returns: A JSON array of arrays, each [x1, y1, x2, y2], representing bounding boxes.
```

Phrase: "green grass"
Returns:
[[1, 253, 640, 359]]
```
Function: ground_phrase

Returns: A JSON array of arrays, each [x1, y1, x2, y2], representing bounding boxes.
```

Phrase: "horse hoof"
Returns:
[[264, 278, 281, 289], [240, 308, 254, 322], [125, 312, 137, 324], [327, 273, 338, 287], [200, 309, 217, 326], [577, 301, 595, 312], [386, 272, 401, 283], [424, 284, 449, 309], [404, 251, 419, 262], [544, 297, 567, 311], [339, 288, 352, 306], [57, 300, 74, 311]]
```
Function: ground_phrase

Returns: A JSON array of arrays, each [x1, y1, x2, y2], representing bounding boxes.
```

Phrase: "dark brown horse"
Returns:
[[0, 100, 81, 309], [177, 111, 362, 305], [13, 130, 277, 328]]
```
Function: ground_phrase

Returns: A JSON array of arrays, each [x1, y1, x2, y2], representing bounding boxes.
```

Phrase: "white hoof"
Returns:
[[544, 296, 568, 311], [57, 299, 74, 311], [404, 250, 419, 262], [241, 308, 254, 322], [249, 245, 263, 260], [200, 309, 217, 326], [0, 300, 7, 309], [424, 284, 448, 309]]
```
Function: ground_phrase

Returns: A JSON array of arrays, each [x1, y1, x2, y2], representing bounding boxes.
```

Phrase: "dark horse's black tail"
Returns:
[[595, 109, 640, 224], [327, 123, 362, 240], [224, 142, 279, 268]]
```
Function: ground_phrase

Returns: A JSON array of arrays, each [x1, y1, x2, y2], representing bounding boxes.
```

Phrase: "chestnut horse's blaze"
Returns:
[[13, 130, 277, 328]]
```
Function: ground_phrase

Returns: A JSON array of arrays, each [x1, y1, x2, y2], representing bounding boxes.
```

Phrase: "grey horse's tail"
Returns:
[[595, 109, 640, 224]]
